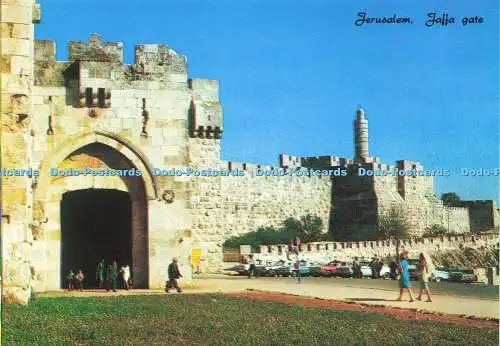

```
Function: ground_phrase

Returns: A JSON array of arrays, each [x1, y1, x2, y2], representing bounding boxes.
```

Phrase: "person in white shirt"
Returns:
[[120, 264, 131, 290]]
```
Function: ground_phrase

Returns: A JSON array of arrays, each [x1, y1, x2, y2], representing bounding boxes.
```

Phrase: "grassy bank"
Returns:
[[2, 294, 497, 345]]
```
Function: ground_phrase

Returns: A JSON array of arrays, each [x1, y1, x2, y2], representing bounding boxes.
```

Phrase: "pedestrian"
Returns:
[[352, 257, 360, 279], [96, 259, 105, 289], [75, 270, 85, 291], [397, 251, 415, 302], [247, 254, 256, 279], [66, 270, 75, 291], [389, 259, 398, 280], [370, 257, 378, 279], [416, 253, 433, 302], [106, 261, 118, 292], [377, 258, 384, 279], [120, 264, 131, 290], [295, 261, 301, 284], [165, 257, 183, 293]]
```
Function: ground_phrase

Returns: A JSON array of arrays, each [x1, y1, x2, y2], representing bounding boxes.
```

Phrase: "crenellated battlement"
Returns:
[[68, 33, 123, 63], [34, 34, 189, 89], [189, 78, 223, 139], [279, 154, 351, 169], [252, 232, 498, 262], [396, 159, 424, 171]]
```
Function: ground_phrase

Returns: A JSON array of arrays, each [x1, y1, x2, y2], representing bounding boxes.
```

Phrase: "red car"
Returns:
[[320, 261, 339, 277]]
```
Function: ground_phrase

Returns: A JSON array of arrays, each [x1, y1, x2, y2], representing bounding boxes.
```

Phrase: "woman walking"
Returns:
[[397, 251, 415, 302], [416, 253, 433, 302]]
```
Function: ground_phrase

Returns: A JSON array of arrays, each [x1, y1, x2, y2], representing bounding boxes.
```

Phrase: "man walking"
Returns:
[[106, 261, 118, 292], [165, 257, 183, 293], [247, 254, 257, 279]]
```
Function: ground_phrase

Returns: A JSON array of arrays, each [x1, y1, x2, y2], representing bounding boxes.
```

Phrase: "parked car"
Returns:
[[359, 262, 391, 279], [261, 261, 289, 277], [309, 266, 323, 277], [449, 268, 477, 283], [319, 261, 339, 277], [430, 267, 449, 282], [224, 264, 249, 275], [335, 266, 353, 278], [274, 263, 310, 277], [224, 263, 266, 276]]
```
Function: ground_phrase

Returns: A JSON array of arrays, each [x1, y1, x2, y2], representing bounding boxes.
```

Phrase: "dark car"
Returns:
[[449, 268, 477, 283], [335, 266, 353, 278], [274, 263, 310, 277], [308, 266, 322, 277], [224, 263, 266, 276]]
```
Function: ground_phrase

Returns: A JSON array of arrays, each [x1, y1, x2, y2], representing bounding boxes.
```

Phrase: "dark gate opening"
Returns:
[[60, 189, 132, 289]]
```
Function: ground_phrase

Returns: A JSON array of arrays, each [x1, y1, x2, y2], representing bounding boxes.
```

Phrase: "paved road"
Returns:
[[40, 275, 500, 319], [190, 275, 499, 319], [215, 274, 499, 299]]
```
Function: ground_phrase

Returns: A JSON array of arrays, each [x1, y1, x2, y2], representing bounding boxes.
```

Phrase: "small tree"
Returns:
[[282, 217, 303, 237], [300, 214, 323, 242], [422, 224, 447, 238], [441, 192, 461, 206], [378, 205, 412, 260]]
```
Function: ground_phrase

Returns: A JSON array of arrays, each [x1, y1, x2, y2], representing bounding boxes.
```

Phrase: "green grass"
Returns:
[[2, 294, 498, 346]]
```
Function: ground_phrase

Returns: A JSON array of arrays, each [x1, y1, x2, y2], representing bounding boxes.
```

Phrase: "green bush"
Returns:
[[422, 224, 448, 237], [223, 214, 328, 250]]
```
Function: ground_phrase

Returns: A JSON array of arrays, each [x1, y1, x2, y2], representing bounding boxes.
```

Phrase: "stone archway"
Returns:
[[31, 131, 158, 291]]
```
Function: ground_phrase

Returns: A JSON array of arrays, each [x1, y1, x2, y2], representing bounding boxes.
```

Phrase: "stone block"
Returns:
[[2, 287, 31, 305], [1, 37, 32, 56], [0, 3, 33, 24], [0, 23, 32, 39]]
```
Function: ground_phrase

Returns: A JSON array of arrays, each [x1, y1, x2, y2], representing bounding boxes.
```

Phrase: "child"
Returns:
[[66, 270, 75, 291], [75, 270, 85, 291]]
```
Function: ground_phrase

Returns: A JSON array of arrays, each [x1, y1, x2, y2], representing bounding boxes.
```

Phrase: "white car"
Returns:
[[430, 267, 449, 282], [360, 263, 391, 278]]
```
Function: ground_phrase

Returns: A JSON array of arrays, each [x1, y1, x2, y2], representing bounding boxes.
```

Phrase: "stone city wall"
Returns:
[[252, 232, 497, 263], [186, 152, 333, 272], [373, 161, 471, 237]]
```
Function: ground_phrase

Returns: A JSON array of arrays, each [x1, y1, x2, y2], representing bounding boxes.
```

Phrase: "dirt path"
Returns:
[[228, 291, 500, 330]]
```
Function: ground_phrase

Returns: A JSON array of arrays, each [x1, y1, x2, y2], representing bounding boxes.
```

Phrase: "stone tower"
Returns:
[[1, 0, 41, 304], [354, 107, 369, 162]]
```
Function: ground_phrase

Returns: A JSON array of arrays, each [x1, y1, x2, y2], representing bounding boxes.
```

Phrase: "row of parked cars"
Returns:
[[225, 260, 391, 279], [420, 266, 478, 283], [226, 260, 479, 283]]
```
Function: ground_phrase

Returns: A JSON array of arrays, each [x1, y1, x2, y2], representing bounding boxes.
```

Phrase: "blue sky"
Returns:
[[36, 0, 499, 203]]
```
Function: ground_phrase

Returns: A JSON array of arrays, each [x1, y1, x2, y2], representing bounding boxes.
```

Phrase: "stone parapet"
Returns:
[[250, 232, 497, 263]]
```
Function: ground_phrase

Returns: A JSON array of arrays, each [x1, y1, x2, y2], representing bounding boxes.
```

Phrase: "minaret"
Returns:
[[354, 106, 369, 162]]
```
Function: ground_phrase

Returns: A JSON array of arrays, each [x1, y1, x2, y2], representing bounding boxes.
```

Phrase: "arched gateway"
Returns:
[[31, 131, 158, 291]]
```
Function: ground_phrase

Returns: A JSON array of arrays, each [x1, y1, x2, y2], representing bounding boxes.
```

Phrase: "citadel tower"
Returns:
[[354, 106, 369, 162]]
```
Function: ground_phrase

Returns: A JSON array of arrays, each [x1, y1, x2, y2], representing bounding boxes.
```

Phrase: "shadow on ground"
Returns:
[[346, 298, 395, 302]]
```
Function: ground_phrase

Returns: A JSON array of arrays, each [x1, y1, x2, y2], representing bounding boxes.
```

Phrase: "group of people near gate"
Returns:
[[65, 260, 131, 291], [65, 257, 184, 293], [96, 259, 132, 292]]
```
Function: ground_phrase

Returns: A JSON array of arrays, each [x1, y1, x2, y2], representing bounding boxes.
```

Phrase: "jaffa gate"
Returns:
[[1, 1, 498, 304]]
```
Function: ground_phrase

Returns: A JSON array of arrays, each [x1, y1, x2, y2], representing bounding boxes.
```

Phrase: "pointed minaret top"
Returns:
[[356, 106, 365, 119]]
